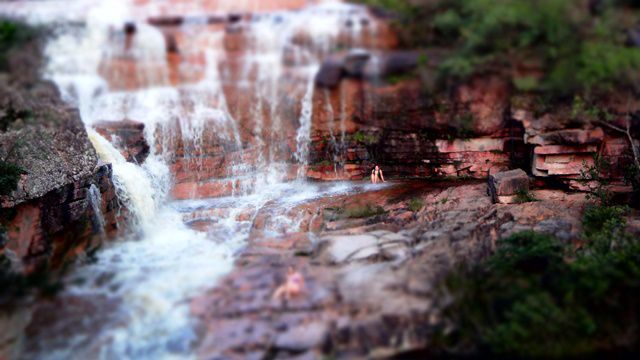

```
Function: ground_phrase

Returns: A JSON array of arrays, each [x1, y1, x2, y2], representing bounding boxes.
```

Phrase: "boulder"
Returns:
[[315, 58, 344, 88], [378, 51, 419, 77], [342, 49, 371, 78], [488, 169, 529, 204]]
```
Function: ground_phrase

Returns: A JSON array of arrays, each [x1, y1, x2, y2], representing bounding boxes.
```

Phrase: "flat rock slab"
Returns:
[[318, 234, 379, 263]]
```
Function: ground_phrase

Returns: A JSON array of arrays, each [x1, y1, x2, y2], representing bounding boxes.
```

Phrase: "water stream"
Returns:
[[0, 0, 386, 358]]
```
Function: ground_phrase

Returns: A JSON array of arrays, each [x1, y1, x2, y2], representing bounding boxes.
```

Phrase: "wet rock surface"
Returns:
[[94, 120, 150, 164], [0, 21, 121, 273], [191, 181, 592, 359]]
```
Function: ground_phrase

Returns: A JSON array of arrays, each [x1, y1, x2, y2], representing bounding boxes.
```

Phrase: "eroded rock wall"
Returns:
[[0, 21, 121, 273]]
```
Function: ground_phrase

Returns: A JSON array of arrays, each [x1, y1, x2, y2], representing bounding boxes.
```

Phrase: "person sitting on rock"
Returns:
[[273, 266, 305, 301], [370, 165, 386, 184]]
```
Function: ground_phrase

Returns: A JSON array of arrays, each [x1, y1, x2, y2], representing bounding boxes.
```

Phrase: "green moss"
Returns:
[[344, 203, 387, 218], [386, 71, 417, 85], [453, 113, 475, 138]]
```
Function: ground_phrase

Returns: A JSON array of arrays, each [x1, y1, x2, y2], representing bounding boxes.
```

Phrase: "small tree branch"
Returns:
[[595, 119, 626, 133]]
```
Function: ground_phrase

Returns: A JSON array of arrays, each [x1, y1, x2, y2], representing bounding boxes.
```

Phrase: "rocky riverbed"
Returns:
[[190, 179, 621, 358]]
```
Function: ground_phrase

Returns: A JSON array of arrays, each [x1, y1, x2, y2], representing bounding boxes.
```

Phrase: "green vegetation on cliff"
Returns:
[[0, 19, 34, 71], [0, 161, 25, 196], [435, 152, 638, 357], [356, 0, 640, 97], [441, 223, 640, 357]]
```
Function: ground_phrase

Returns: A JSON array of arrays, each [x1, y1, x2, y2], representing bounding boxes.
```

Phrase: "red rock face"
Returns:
[[2, 164, 123, 274], [307, 73, 523, 181]]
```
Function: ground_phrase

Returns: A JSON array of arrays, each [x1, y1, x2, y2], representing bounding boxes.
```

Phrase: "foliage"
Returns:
[[0, 105, 34, 132], [0, 161, 25, 196], [440, 148, 638, 355], [386, 71, 417, 85], [354, 0, 640, 98], [0, 19, 33, 71], [352, 131, 379, 145], [441, 228, 640, 357], [314, 159, 332, 167], [513, 188, 537, 203], [408, 197, 424, 212], [579, 154, 614, 205]]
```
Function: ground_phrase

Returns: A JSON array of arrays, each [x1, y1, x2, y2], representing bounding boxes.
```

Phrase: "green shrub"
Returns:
[[0, 161, 25, 196], [514, 188, 537, 203], [355, 0, 640, 97], [440, 227, 640, 357]]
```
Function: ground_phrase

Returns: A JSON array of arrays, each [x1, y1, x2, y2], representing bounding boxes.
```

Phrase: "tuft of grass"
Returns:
[[514, 188, 537, 203], [408, 197, 424, 212]]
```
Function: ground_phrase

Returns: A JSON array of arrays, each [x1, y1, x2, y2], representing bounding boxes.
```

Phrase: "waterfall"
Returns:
[[0, 1, 384, 358], [87, 184, 106, 236], [295, 67, 319, 178], [88, 129, 159, 226]]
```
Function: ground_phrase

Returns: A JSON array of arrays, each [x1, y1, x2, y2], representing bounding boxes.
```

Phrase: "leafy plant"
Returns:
[[578, 154, 613, 206]]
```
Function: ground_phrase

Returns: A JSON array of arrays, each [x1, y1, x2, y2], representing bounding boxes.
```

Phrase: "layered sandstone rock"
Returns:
[[191, 181, 596, 358], [2, 163, 120, 273], [308, 68, 522, 181], [513, 106, 633, 189], [0, 22, 121, 274]]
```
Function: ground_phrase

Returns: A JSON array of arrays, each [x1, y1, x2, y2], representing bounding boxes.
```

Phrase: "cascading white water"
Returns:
[[87, 184, 106, 236], [294, 66, 320, 178], [0, 0, 385, 358], [88, 129, 159, 225]]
